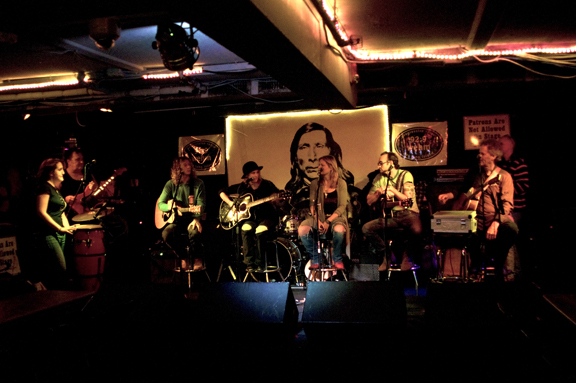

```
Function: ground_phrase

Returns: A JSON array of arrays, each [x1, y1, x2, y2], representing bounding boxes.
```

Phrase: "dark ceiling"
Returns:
[[1, 0, 576, 115]]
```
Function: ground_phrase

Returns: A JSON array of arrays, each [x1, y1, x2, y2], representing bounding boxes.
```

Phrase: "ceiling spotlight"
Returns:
[[89, 18, 120, 50], [152, 22, 200, 72]]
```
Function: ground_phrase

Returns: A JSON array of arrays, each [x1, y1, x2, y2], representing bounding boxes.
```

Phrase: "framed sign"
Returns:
[[463, 114, 510, 150]]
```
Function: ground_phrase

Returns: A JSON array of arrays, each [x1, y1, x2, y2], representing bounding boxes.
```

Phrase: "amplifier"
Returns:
[[431, 211, 477, 233]]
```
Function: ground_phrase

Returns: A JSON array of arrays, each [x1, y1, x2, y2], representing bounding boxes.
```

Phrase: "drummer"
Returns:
[[33, 158, 77, 290]]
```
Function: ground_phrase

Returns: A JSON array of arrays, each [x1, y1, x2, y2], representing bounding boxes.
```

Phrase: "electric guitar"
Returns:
[[155, 199, 202, 230], [69, 167, 127, 215], [219, 191, 290, 230]]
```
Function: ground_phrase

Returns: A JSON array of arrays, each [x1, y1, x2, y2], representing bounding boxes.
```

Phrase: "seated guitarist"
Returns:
[[219, 161, 283, 272], [158, 157, 206, 271], [438, 139, 518, 281], [362, 152, 422, 271]]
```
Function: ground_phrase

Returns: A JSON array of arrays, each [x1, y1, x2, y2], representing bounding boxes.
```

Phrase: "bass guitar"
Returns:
[[155, 199, 202, 230], [219, 191, 290, 230]]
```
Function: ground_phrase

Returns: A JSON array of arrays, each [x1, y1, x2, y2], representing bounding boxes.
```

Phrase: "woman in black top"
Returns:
[[35, 158, 76, 289]]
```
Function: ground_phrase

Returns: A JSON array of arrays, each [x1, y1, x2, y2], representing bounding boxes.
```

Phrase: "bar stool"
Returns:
[[387, 262, 421, 296], [174, 243, 211, 298], [306, 235, 348, 282], [243, 239, 285, 282]]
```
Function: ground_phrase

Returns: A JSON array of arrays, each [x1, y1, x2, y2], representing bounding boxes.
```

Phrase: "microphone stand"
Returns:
[[381, 173, 392, 280]]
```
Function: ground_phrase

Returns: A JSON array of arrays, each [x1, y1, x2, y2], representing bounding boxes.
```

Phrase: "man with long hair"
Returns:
[[285, 122, 354, 214], [157, 157, 206, 271]]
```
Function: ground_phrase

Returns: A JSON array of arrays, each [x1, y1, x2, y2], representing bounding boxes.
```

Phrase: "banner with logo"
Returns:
[[392, 121, 448, 167], [178, 134, 225, 175]]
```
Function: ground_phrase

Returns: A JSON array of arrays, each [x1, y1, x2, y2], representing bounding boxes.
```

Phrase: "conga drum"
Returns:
[[73, 224, 106, 291]]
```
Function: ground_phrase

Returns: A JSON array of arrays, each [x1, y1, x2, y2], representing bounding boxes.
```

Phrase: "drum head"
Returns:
[[273, 238, 303, 282]]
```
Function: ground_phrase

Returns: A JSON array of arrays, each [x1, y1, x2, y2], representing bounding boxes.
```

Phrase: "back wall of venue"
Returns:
[[1, 84, 574, 286]]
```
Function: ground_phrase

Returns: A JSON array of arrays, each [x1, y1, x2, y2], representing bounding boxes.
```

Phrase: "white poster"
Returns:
[[179, 134, 225, 175], [0, 236, 20, 276], [392, 121, 448, 167], [463, 114, 510, 150], [225, 105, 389, 193]]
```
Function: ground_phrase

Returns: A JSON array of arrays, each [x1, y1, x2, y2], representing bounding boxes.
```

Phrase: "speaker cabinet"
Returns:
[[302, 281, 406, 343], [191, 282, 299, 342]]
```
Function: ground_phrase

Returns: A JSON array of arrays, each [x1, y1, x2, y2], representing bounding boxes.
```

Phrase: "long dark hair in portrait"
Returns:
[[285, 122, 354, 194]]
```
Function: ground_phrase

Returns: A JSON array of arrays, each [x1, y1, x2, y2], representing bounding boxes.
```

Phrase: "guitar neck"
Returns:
[[92, 168, 126, 197], [245, 194, 279, 209]]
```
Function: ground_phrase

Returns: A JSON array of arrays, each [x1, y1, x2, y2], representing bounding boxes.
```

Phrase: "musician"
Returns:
[[219, 161, 282, 272], [158, 157, 206, 271], [438, 139, 518, 280], [498, 135, 529, 226], [362, 152, 422, 271], [34, 158, 77, 290], [285, 122, 354, 217], [60, 148, 94, 210], [297, 155, 349, 270]]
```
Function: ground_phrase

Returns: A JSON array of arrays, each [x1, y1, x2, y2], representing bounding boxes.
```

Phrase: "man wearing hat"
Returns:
[[219, 161, 283, 272]]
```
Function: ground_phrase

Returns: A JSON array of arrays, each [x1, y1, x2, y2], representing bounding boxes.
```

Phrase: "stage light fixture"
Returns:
[[152, 22, 200, 72], [89, 18, 120, 50]]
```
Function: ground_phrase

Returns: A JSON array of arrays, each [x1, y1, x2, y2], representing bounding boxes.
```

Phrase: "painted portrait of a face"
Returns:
[[296, 129, 331, 180]]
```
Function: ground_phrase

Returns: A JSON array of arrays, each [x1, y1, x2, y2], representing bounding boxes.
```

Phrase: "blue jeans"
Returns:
[[300, 227, 345, 265]]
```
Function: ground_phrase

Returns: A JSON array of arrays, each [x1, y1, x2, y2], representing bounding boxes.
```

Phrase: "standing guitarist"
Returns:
[[158, 157, 205, 271], [219, 161, 283, 272], [438, 139, 518, 281], [362, 152, 422, 271]]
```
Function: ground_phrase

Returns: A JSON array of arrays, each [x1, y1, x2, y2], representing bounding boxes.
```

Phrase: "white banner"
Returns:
[[392, 121, 448, 167], [463, 114, 510, 150], [225, 105, 389, 191], [0, 236, 20, 276]]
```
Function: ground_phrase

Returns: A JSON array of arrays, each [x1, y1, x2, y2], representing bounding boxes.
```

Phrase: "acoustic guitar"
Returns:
[[452, 174, 501, 211], [155, 199, 201, 230], [219, 191, 290, 230]]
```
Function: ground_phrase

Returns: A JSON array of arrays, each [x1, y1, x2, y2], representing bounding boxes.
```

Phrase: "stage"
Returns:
[[2, 270, 576, 383]]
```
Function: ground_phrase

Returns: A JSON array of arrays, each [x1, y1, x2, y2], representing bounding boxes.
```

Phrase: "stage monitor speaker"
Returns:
[[191, 282, 299, 342], [302, 281, 406, 344]]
